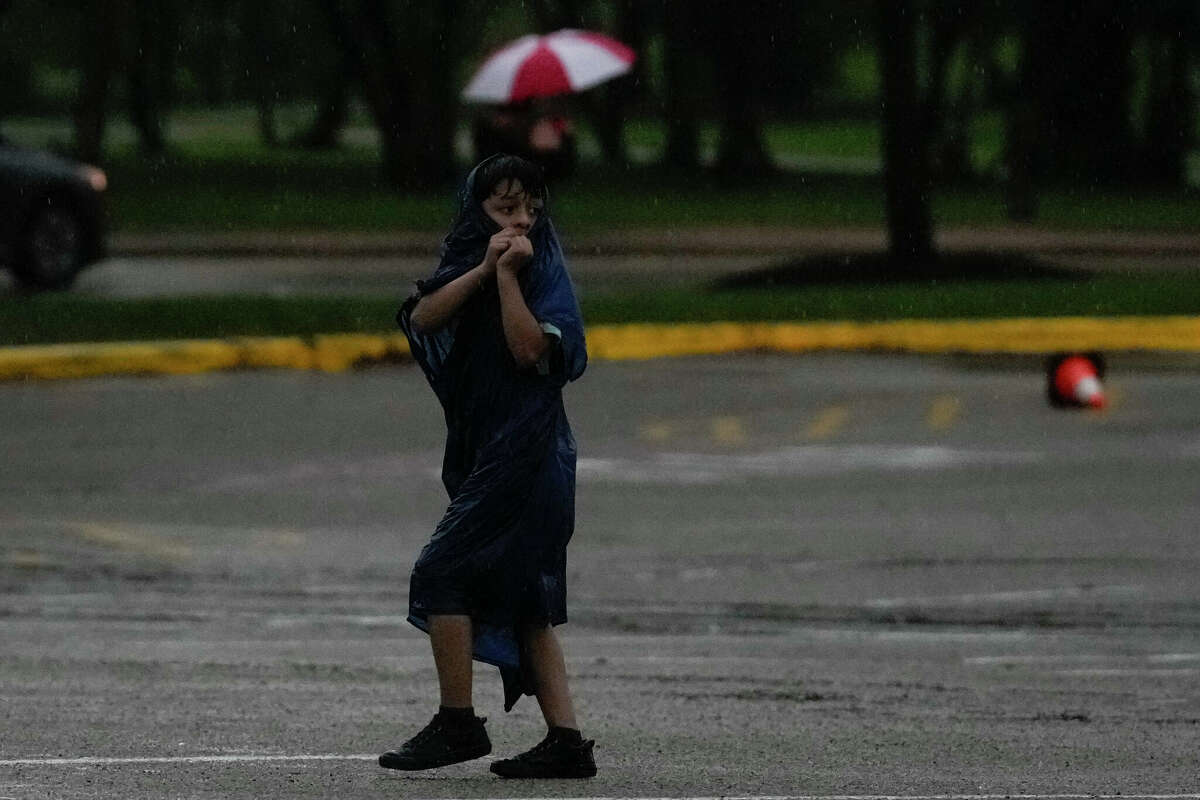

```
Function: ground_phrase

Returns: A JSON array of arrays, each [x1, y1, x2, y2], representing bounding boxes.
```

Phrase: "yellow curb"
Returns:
[[232, 336, 316, 370], [0, 339, 243, 380], [312, 332, 411, 372], [0, 333, 412, 381], [587, 316, 1200, 359], [1, 317, 1198, 381]]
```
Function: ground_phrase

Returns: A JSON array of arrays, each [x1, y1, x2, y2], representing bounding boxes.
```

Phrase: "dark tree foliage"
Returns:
[[318, 0, 473, 187], [190, 0, 235, 106], [1139, 0, 1199, 186], [990, 0, 1200, 214], [0, 0, 30, 124], [5, 0, 1197, 202], [654, 0, 787, 176]]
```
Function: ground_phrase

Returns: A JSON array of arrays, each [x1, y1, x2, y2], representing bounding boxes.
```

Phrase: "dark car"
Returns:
[[0, 137, 107, 290]]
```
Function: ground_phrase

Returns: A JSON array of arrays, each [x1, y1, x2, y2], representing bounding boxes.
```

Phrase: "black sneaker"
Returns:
[[489, 727, 597, 779], [378, 711, 491, 771]]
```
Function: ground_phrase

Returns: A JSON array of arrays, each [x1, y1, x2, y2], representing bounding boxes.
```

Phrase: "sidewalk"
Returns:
[[111, 226, 1200, 258]]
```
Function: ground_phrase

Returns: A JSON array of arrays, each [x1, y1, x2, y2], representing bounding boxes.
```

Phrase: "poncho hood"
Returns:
[[400, 155, 587, 402]]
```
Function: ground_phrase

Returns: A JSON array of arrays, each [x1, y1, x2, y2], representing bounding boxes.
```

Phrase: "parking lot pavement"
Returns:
[[3, 355, 1200, 798]]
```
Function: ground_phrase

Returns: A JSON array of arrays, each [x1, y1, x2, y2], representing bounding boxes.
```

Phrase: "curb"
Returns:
[[2, 317, 1199, 382], [585, 317, 1200, 359], [0, 333, 411, 381]]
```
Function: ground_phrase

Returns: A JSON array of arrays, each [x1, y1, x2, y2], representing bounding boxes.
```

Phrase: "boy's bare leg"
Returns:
[[429, 614, 474, 708], [379, 614, 489, 771], [489, 625, 596, 778], [523, 624, 579, 730]]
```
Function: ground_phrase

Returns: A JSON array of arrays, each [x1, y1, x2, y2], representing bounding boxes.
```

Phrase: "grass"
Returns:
[[0, 295, 394, 346], [99, 153, 1200, 236], [6, 111, 1200, 235], [4, 110, 1198, 345], [4, 272, 1200, 346], [583, 275, 1200, 323], [107, 154, 448, 233]]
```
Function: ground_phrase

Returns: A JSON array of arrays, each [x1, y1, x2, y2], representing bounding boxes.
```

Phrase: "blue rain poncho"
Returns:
[[397, 157, 587, 711]]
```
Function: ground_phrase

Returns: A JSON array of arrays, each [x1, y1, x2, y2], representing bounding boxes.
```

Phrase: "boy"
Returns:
[[383, 155, 594, 779]]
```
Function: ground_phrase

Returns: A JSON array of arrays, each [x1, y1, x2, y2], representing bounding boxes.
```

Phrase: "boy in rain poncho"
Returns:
[[380, 155, 594, 779]]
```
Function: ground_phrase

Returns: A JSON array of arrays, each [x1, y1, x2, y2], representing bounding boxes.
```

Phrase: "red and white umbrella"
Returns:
[[462, 29, 636, 104]]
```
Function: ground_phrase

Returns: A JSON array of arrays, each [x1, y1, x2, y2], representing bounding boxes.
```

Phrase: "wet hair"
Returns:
[[471, 154, 547, 205]]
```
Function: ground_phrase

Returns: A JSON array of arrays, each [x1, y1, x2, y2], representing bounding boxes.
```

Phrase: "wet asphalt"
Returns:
[[3, 354, 1200, 798]]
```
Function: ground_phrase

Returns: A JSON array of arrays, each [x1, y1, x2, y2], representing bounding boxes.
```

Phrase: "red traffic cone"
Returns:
[[1047, 352, 1106, 409]]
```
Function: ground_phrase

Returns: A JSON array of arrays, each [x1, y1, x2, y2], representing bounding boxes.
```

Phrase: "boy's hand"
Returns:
[[482, 228, 519, 275], [497, 235, 533, 275]]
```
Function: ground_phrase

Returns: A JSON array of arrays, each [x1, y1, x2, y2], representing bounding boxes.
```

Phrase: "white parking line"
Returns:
[[577, 445, 1041, 485], [966, 653, 1200, 667], [966, 654, 1122, 665], [870, 584, 1143, 608], [1053, 668, 1200, 677], [0, 754, 376, 767], [0, 754, 1196, 800], [406, 795, 1200, 800]]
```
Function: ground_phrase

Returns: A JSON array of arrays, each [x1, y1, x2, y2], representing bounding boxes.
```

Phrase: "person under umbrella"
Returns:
[[464, 30, 634, 177]]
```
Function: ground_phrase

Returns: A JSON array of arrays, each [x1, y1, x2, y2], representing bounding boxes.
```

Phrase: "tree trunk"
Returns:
[[294, 51, 352, 149], [74, 0, 122, 164], [595, 0, 645, 165], [414, 0, 460, 183], [128, 0, 172, 154], [1025, 0, 1136, 183], [712, 0, 772, 176], [353, 0, 411, 184], [923, 4, 974, 182], [1141, 5, 1196, 186], [661, 0, 701, 170], [941, 30, 988, 183], [326, 0, 460, 187], [196, 0, 232, 105], [243, 0, 280, 147], [878, 0, 934, 269], [1003, 97, 1038, 221], [1001, 1, 1038, 221]]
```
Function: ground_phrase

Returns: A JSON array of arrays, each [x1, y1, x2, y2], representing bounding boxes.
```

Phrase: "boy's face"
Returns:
[[482, 179, 543, 234]]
